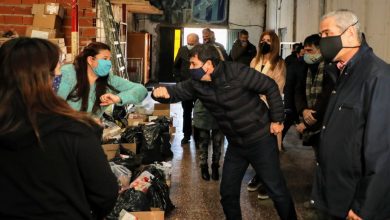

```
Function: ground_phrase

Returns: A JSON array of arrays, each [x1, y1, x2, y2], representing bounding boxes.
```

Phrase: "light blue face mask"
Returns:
[[303, 53, 322, 64], [93, 59, 112, 77]]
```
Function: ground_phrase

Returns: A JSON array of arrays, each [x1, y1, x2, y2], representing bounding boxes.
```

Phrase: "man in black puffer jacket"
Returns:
[[152, 44, 297, 220]]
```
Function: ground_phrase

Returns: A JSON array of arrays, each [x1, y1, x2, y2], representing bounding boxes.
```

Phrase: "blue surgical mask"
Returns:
[[93, 59, 112, 77], [303, 53, 322, 64], [189, 65, 206, 81]]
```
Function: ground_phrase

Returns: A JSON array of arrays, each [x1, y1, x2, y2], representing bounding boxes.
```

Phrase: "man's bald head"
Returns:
[[187, 33, 199, 46]]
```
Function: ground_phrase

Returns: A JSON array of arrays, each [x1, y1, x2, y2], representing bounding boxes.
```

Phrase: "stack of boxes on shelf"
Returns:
[[28, 3, 64, 39], [27, 3, 71, 62]]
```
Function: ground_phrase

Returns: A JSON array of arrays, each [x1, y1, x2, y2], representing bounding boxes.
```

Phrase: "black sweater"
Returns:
[[153, 61, 284, 146], [0, 114, 118, 220]]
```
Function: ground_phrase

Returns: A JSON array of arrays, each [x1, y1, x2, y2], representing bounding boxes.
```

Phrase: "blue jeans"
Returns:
[[220, 135, 297, 220]]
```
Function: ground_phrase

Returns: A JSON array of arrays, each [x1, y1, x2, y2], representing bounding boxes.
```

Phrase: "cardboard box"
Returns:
[[48, 38, 65, 46], [148, 115, 158, 122], [26, 27, 63, 39], [127, 113, 148, 127], [130, 210, 164, 220], [33, 14, 61, 29], [154, 103, 170, 110], [169, 126, 176, 135], [44, 3, 65, 19], [65, 53, 74, 63], [102, 144, 119, 160], [153, 109, 170, 117], [121, 143, 137, 153], [59, 45, 67, 55], [153, 104, 170, 117], [32, 4, 45, 15], [119, 209, 164, 220]]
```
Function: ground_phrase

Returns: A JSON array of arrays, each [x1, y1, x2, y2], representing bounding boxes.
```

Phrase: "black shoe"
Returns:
[[181, 136, 190, 145], [200, 164, 210, 181], [247, 175, 261, 191], [257, 185, 269, 200], [211, 163, 219, 181]]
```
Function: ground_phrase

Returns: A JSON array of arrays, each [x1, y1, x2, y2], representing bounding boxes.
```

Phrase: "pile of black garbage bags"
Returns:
[[101, 106, 175, 219], [107, 163, 175, 220], [103, 111, 174, 164]]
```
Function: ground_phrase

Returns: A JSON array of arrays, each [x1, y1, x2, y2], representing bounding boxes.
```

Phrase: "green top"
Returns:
[[57, 64, 147, 117], [193, 99, 219, 130]]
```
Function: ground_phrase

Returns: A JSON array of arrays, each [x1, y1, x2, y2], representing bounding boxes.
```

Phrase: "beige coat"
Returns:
[[250, 57, 286, 105], [250, 57, 286, 151]]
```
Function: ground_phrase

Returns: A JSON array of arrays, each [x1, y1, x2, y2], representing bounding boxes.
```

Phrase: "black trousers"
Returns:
[[198, 128, 224, 165], [220, 135, 297, 220], [181, 100, 194, 137]]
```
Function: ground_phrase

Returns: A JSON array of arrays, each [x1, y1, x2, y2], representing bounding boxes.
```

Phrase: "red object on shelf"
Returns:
[[71, 0, 78, 32]]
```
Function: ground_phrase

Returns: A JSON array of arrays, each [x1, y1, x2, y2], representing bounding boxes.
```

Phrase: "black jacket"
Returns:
[[283, 58, 306, 115], [153, 61, 284, 146], [229, 40, 257, 66], [173, 45, 191, 82], [311, 43, 390, 219], [206, 41, 229, 61], [294, 62, 337, 132], [284, 52, 298, 67], [0, 114, 118, 220]]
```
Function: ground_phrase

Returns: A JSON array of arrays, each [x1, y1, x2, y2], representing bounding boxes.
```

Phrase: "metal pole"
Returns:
[[71, 0, 79, 58]]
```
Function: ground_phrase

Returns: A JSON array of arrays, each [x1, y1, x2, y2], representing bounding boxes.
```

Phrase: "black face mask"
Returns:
[[189, 63, 206, 81], [319, 21, 360, 63], [259, 42, 271, 54]]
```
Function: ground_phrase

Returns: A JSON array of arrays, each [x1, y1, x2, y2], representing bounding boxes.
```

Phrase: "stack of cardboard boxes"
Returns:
[[27, 3, 64, 39], [26, 3, 68, 60]]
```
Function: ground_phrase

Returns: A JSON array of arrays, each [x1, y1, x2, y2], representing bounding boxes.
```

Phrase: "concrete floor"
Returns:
[[165, 103, 318, 220]]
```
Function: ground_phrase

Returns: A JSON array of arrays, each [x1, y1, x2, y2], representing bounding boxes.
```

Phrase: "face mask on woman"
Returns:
[[259, 42, 271, 54], [93, 59, 112, 77]]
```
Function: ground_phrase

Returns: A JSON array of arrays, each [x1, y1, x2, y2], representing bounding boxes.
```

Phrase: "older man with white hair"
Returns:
[[173, 33, 200, 145], [311, 9, 390, 220]]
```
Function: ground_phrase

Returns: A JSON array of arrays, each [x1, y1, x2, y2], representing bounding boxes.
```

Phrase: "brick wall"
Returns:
[[0, 0, 97, 52]]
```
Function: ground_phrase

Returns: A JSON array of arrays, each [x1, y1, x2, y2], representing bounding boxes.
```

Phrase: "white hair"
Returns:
[[187, 33, 199, 43], [321, 9, 362, 41]]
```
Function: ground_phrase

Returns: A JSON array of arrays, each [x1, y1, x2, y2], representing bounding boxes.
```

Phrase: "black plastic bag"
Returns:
[[151, 117, 173, 160], [102, 112, 116, 124], [138, 165, 166, 182], [110, 149, 143, 172], [151, 116, 171, 132], [113, 105, 127, 120], [161, 131, 173, 160], [121, 126, 142, 144], [113, 105, 128, 128], [106, 188, 150, 220], [147, 177, 175, 214], [140, 123, 164, 164]]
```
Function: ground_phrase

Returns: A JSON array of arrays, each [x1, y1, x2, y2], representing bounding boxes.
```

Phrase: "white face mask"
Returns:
[[187, 45, 194, 50]]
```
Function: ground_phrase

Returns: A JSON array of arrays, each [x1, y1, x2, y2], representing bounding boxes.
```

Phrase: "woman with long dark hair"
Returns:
[[247, 30, 286, 200], [0, 38, 118, 219], [58, 42, 147, 117]]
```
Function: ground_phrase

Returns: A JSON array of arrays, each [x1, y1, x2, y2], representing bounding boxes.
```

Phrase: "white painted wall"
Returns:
[[267, 0, 390, 62], [229, 0, 266, 48], [296, 0, 322, 42]]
